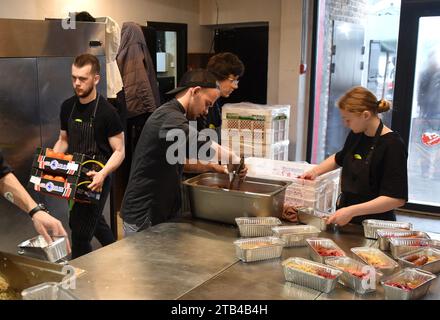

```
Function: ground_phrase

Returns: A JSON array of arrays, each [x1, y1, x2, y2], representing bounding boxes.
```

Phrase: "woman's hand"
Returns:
[[298, 168, 318, 180], [326, 207, 354, 226]]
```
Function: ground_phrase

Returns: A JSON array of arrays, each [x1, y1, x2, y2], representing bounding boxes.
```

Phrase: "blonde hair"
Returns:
[[337, 86, 391, 114]]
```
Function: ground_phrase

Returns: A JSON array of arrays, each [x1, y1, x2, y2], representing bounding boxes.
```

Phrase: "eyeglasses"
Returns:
[[228, 78, 240, 86]]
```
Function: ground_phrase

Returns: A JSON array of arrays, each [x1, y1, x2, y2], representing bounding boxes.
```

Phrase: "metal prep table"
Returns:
[[69, 218, 440, 300]]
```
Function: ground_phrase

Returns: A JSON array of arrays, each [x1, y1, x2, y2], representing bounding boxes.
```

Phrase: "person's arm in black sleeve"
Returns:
[[0, 150, 13, 179], [87, 107, 125, 192], [53, 101, 69, 153], [0, 151, 70, 251], [379, 137, 408, 201]]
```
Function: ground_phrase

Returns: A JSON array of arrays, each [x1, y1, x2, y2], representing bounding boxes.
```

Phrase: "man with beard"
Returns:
[[53, 54, 125, 258], [121, 69, 244, 236]]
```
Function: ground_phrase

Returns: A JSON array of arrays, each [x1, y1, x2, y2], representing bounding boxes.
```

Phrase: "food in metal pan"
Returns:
[[404, 254, 438, 266], [357, 252, 391, 268], [0, 274, 8, 291], [384, 279, 423, 291], [341, 268, 369, 279], [0, 274, 20, 300], [314, 245, 344, 257], [285, 262, 336, 279]]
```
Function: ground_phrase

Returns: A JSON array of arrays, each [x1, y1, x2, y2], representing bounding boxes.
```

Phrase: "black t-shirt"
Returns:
[[121, 99, 212, 226], [335, 131, 408, 201], [60, 95, 123, 160], [0, 150, 13, 179]]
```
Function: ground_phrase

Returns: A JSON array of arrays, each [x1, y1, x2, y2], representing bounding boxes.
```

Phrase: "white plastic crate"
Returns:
[[222, 103, 290, 145], [246, 158, 341, 213], [223, 140, 289, 161]]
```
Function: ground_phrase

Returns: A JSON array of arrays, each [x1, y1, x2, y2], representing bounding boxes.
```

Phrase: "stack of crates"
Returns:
[[246, 158, 341, 214], [221, 103, 290, 161]]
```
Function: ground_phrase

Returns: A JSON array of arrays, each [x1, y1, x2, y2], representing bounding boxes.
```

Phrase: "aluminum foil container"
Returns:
[[389, 238, 432, 259], [351, 247, 399, 275], [235, 217, 282, 238], [234, 237, 284, 262], [271, 225, 320, 247], [17, 236, 68, 263], [297, 208, 333, 231], [362, 220, 412, 240], [306, 238, 346, 264], [21, 282, 78, 300], [376, 229, 430, 251], [325, 256, 383, 294], [381, 268, 436, 300], [397, 248, 440, 274], [282, 257, 342, 293]]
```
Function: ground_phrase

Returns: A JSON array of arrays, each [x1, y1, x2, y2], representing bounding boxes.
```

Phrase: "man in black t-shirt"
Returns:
[[53, 54, 125, 258], [0, 150, 70, 249], [120, 69, 244, 236]]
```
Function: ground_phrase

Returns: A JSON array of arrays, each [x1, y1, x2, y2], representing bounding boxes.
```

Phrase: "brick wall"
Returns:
[[314, 0, 367, 162]]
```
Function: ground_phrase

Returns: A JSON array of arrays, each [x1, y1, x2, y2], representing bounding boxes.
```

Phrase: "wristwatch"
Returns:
[[28, 203, 49, 218]]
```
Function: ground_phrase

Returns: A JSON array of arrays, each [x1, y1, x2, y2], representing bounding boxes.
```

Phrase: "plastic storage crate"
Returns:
[[222, 140, 289, 161], [221, 103, 291, 145], [246, 158, 341, 213]]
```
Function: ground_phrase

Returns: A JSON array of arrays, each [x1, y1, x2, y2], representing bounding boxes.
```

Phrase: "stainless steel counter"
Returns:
[[70, 219, 440, 300]]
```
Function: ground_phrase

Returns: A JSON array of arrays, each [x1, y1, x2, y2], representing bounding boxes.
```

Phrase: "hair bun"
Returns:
[[377, 99, 391, 113]]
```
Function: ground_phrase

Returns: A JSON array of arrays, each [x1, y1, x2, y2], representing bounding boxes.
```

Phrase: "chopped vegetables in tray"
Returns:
[[314, 245, 344, 257]]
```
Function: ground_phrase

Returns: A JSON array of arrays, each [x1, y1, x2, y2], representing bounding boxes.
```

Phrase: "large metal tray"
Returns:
[[325, 256, 382, 294], [362, 220, 412, 240], [389, 238, 432, 259], [397, 248, 440, 274], [234, 237, 284, 262], [306, 238, 346, 263], [282, 257, 342, 293], [235, 217, 282, 238], [381, 268, 436, 300], [183, 173, 290, 224], [17, 235, 68, 263], [272, 225, 320, 247], [376, 229, 430, 251], [351, 247, 399, 275], [21, 282, 78, 300]]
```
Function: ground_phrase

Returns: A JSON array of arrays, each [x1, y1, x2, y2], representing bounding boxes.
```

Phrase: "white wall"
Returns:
[[0, 0, 211, 53], [200, 0, 304, 159]]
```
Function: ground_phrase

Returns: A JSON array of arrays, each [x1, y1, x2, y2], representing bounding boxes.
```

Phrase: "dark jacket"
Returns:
[[117, 22, 160, 118]]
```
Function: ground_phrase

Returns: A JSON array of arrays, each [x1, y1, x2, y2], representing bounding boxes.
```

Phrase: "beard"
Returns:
[[74, 85, 94, 99]]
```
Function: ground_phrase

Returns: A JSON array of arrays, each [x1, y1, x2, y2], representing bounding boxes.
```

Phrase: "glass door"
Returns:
[[392, 0, 440, 213]]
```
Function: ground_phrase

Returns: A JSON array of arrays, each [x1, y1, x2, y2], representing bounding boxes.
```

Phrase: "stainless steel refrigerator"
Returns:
[[0, 18, 106, 253]]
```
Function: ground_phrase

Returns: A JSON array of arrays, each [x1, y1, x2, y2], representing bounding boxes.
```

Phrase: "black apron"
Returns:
[[67, 95, 107, 163], [337, 120, 396, 224]]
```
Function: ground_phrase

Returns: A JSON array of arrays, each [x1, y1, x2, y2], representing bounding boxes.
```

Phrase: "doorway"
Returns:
[[214, 25, 269, 105], [146, 21, 188, 104]]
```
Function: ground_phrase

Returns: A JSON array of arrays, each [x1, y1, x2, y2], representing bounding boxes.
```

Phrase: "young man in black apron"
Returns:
[[300, 86, 408, 226], [53, 54, 125, 258]]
